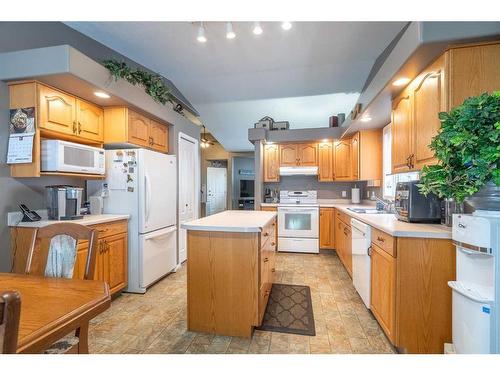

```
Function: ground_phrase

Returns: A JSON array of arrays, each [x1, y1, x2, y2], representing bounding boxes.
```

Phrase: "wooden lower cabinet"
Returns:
[[319, 207, 335, 249], [333, 210, 352, 277], [9, 220, 128, 295], [396, 237, 455, 354], [369, 232, 455, 353], [74, 222, 128, 295], [370, 243, 396, 343], [187, 218, 277, 337]]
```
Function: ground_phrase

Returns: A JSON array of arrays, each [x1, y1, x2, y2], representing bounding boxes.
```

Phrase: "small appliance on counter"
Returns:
[[46, 185, 84, 220], [394, 180, 441, 223], [264, 188, 279, 203], [351, 185, 361, 204]]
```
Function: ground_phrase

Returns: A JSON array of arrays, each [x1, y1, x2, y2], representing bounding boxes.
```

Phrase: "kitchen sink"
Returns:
[[347, 208, 390, 214]]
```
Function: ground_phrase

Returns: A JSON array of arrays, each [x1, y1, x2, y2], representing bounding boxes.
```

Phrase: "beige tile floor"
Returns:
[[88, 251, 396, 354]]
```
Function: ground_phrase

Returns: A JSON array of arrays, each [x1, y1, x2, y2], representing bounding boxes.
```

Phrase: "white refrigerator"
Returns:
[[89, 149, 177, 294]]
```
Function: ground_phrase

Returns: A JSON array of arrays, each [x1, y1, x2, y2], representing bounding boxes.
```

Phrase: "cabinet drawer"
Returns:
[[261, 220, 276, 248], [90, 220, 128, 239], [259, 283, 272, 324], [335, 209, 351, 226], [372, 228, 396, 257]]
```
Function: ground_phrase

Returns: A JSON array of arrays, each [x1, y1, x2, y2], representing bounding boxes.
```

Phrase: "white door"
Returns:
[[138, 150, 176, 234], [206, 167, 227, 216], [178, 135, 198, 263], [139, 226, 177, 288]]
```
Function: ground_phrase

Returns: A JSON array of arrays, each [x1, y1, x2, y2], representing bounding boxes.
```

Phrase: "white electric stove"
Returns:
[[277, 191, 319, 253]]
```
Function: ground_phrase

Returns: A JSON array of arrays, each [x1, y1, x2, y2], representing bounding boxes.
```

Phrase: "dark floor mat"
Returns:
[[256, 283, 315, 336]]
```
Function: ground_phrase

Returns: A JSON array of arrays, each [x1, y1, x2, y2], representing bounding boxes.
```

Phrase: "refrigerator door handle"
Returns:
[[145, 174, 151, 222], [147, 227, 177, 241]]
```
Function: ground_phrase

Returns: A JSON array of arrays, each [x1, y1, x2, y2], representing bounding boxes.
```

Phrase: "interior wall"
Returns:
[[232, 157, 255, 208], [200, 139, 254, 215], [0, 22, 201, 271]]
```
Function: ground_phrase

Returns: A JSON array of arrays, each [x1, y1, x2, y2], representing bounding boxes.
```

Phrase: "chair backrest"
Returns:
[[25, 223, 98, 280], [0, 290, 21, 354]]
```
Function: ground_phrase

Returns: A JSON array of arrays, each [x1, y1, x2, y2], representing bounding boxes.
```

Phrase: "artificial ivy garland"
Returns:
[[103, 59, 173, 105]]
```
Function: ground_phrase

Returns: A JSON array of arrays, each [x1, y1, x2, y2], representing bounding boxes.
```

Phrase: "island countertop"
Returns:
[[181, 210, 277, 233]]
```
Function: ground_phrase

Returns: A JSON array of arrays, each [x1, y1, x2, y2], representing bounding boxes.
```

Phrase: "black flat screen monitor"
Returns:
[[240, 179, 254, 198]]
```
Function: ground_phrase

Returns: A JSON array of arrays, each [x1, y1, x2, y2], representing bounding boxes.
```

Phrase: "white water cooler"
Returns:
[[448, 212, 500, 353]]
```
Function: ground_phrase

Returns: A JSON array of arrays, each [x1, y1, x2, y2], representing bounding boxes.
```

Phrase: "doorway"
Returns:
[[178, 132, 200, 264], [206, 167, 227, 216]]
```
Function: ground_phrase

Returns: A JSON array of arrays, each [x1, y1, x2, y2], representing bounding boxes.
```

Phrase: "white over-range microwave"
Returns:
[[41, 139, 105, 175]]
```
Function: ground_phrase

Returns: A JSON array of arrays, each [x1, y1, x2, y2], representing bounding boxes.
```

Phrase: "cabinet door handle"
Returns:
[[78, 121, 82, 134], [72, 121, 77, 133], [377, 236, 385, 242], [271, 268, 276, 273], [263, 257, 269, 263], [263, 232, 269, 237], [271, 242, 276, 247]]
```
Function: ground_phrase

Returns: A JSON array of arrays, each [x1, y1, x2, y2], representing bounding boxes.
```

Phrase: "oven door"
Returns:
[[278, 206, 319, 238]]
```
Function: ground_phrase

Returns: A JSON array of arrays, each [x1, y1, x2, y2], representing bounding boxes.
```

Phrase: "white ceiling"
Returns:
[[66, 21, 406, 151]]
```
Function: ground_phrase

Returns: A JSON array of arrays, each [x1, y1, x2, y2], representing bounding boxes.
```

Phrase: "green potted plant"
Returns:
[[418, 91, 500, 225]]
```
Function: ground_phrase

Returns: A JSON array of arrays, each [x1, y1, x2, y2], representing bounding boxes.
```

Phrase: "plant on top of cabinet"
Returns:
[[418, 92, 500, 207], [103, 59, 173, 105]]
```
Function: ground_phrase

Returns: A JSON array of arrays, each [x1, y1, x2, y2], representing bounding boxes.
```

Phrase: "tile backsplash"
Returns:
[[263, 176, 381, 200]]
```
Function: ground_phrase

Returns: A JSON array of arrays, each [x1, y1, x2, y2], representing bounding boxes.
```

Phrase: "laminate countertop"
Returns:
[[181, 210, 277, 233], [261, 200, 451, 239], [8, 213, 130, 228]]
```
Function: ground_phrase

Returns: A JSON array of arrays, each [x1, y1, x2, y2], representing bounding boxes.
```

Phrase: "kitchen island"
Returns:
[[181, 210, 277, 337]]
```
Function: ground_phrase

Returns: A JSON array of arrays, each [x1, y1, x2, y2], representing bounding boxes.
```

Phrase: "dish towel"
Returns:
[[44, 235, 77, 278]]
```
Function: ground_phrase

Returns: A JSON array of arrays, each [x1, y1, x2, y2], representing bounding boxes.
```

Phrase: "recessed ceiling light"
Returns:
[[360, 117, 372, 122], [226, 22, 236, 39], [197, 23, 207, 43], [281, 22, 292, 31], [94, 91, 110, 99], [253, 22, 263, 35], [392, 77, 411, 87]]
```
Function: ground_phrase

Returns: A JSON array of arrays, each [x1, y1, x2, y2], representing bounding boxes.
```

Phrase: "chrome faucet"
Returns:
[[372, 195, 395, 213]]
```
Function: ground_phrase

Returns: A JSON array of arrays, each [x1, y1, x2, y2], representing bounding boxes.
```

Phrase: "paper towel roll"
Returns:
[[351, 187, 360, 204]]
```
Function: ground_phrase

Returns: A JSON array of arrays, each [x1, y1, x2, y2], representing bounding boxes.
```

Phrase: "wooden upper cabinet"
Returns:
[[103, 107, 170, 153], [447, 42, 500, 109], [391, 92, 412, 174], [412, 61, 444, 170], [128, 110, 151, 148], [350, 132, 359, 180], [150, 119, 169, 153], [263, 144, 280, 182], [318, 142, 334, 182], [333, 139, 351, 181], [297, 143, 317, 166], [76, 99, 104, 142], [38, 85, 77, 136], [319, 207, 335, 249], [279, 144, 298, 167]]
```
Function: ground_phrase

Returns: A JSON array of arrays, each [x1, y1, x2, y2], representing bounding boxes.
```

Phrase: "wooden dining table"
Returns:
[[0, 273, 111, 354]]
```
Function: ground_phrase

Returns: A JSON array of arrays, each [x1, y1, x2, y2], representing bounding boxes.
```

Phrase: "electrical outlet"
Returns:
[[341, 190, 347, 198]]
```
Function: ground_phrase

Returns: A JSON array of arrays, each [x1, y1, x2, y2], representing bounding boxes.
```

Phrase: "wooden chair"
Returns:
[[0, 290, 21, 354], [26, 223, 99, 354]]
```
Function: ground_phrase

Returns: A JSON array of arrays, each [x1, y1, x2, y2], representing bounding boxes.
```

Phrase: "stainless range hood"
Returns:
[[279, 166, 318, 176]]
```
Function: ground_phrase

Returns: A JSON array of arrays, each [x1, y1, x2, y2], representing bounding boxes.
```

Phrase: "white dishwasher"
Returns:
[[351, 218, 372, 308]]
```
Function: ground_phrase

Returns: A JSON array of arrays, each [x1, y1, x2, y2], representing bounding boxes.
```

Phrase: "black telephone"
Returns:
[[19, 204, 42, 222]]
